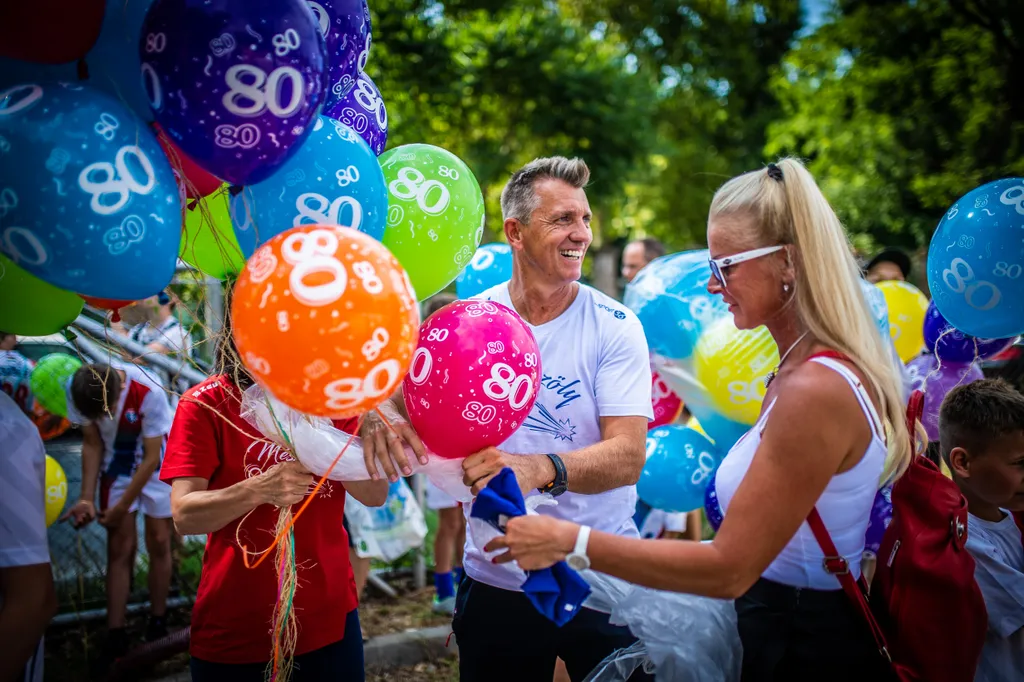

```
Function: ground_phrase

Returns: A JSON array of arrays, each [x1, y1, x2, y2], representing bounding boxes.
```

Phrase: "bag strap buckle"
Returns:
[[822, 555, 850, 576]]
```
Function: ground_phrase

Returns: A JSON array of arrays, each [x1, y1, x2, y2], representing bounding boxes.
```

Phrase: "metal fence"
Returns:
[[43, 306, 427, 623]]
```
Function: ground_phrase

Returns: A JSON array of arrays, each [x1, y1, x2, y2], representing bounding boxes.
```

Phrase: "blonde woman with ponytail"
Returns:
[[488, 158, 906, 681]]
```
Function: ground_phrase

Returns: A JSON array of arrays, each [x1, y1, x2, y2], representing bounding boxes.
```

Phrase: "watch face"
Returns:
[[567, 554, 590, 571]]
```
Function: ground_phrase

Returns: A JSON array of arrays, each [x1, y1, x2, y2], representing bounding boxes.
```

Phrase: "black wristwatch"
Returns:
[[538, 453, 568, 497]]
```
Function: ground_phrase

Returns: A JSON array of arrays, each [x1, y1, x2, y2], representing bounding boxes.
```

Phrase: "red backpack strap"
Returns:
[[806, 509, 892, 662]]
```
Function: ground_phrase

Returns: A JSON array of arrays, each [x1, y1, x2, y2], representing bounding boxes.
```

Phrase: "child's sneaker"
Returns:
[[431, 595, 456, 615]]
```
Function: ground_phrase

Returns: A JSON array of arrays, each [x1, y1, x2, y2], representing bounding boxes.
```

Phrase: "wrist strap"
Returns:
[[540, 453, 567, 494]]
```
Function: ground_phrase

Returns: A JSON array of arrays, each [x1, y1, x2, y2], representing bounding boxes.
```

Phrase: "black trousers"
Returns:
[[190, 609, 364, 682], [736, 577, 895, 682], [452, 574, 652, 682]]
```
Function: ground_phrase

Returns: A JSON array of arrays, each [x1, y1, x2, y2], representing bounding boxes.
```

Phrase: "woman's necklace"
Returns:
[[764, 331, 810, 388]]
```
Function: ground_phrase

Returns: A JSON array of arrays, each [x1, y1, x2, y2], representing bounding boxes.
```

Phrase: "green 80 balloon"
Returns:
[[30, 353, 83, 418], [380, 144, 485, 299]]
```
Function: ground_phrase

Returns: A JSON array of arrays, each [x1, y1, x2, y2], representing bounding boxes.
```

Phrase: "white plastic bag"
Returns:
[[605, 586, 742, 682], [344, 478, 428, 561], [238, 384, 472, 502]]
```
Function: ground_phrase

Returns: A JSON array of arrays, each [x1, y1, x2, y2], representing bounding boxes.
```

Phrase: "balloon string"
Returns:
[[237, 412, 365, 570], [920, 326, 981, 391]]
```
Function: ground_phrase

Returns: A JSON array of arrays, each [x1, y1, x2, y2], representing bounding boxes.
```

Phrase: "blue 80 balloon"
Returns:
[[141, 0, 327, 186], [456, 243, 513, 299], [858, 278, 890, 339], [637, 425, 722, 514], [0, 83, 180, 300], [927, 177, 1024, 339], [308, 0, 372, 108], [624, 250, 730, 361], [231, 115, 387, 252]]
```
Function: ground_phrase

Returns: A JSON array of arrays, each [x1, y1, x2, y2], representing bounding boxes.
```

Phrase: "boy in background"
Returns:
[[940, 379, 1024, 682], [62, 362, 175, 670]]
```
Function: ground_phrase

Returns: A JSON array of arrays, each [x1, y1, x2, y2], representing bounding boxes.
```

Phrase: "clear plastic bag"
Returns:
[[582, 582, 742, 682], [239, 384, 472, 502]]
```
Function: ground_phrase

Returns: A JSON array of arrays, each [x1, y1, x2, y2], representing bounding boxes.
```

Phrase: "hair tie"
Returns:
[[766, 163, 784, 182]]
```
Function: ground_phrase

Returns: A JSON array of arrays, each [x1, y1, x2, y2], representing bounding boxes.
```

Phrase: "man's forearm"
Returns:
[[526, 434, 645, 495]]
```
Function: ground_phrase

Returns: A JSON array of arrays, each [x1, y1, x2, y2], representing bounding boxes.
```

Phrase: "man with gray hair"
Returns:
[[360, 156, 653, 680], [454, 157, 653, 680]]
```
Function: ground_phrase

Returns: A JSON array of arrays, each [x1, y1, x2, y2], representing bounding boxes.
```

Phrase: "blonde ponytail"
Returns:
[[710, 157, 912, 482]]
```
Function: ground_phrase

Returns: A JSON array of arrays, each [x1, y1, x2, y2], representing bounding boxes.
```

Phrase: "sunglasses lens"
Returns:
[[710, 261, 724, 286]]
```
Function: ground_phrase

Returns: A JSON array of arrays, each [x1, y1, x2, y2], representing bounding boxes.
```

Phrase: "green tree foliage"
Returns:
[[368, 0, 658, 241], [768, 0, 1024, 248]]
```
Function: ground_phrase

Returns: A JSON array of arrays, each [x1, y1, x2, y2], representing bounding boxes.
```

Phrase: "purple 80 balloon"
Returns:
[[324, 71, 387, 155], [307, 0, 372, 108], [922, 300, 1015, 363], [140, 0, 327, 185]]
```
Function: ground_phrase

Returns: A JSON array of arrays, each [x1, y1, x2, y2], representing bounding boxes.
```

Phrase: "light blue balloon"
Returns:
[[231, 115, 387, 254], [0, 82, 181, 299], [927, 177, 1024, 339], [624, 250, 729, 361], [638, 425, 722, 513], [859, 278, 890, 338], [456, 243, 512, 299], [85, 0, 155, 123]]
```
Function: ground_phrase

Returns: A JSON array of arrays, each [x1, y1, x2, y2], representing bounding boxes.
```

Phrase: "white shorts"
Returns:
[[638, 510, 687, 539], [100, 470, 172, 519], [425, 478, 460, 510]]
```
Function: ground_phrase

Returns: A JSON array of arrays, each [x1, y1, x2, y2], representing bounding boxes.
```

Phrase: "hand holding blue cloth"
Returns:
[[470, 467, 592, 627]]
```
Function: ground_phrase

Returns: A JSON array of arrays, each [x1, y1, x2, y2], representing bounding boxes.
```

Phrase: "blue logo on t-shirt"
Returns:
[[595, 302, 626, 319], [525, 403, 577, 442]]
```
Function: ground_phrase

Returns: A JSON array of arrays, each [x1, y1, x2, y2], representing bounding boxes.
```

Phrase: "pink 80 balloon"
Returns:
[[403, 300, 541, 460], [650, 370, 684, 429]]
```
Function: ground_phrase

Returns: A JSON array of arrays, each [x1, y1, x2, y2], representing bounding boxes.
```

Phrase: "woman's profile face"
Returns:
[[706, 216, 787, 330]]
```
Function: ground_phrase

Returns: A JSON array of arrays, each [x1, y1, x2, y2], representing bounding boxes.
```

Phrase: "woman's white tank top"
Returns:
[[713, 356, 887, 590]]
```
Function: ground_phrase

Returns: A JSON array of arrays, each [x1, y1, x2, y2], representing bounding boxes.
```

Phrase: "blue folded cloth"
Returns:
[[470, 467, 592, 626]]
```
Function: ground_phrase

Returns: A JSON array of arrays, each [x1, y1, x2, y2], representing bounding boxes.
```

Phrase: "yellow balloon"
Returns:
[[44, 455, 67, 528], [686, 416, 709, 439], [693, 318, 780, 426], [877, 281, 928, 363]]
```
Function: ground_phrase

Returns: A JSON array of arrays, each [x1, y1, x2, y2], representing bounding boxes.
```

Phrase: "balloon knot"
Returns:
[[76, 58, 89, 80], [228, 185, 244, 197]]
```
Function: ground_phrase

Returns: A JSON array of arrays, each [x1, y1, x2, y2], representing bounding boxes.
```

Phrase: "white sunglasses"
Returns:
[[709, 245, 786, 287]]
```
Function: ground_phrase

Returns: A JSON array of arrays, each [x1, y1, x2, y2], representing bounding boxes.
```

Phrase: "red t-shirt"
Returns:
[[161, 375, 359, 664]]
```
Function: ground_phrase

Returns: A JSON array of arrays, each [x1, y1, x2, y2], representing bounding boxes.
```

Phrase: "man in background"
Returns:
[[864, 247, 912, 284], [620, 237, 666, 285], [123, 291, 193, 361]]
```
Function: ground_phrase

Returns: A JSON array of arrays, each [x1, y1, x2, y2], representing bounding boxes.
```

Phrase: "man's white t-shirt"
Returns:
[[65, 362, 173, 478], [464, 282, 653, 590], [0, 391, 48, 682], [966, 512, 1024, 682]]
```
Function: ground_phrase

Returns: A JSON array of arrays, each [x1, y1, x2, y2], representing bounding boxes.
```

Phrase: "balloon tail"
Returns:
[[267, 510, 298, 682]]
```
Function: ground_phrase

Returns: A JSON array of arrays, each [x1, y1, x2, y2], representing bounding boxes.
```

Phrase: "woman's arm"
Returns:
[[343, 479, 389, 507], [489, 365, 872, 599], [170, 461, 316, 535]]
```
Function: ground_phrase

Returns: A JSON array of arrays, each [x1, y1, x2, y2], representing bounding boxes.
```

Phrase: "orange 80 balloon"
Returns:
[[232, 225, 421, 418]]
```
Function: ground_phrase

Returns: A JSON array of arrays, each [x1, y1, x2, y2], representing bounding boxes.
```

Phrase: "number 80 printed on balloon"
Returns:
[[0, 83, 181, 300], [402, 300, 542, 460], [231, 224, 420, 418]]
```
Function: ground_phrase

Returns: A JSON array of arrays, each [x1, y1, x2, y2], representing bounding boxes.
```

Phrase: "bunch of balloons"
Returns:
[[1, 0, 487, 336]]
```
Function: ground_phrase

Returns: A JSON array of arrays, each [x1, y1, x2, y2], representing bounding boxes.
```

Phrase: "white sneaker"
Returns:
[[431, 595, 456, 615]]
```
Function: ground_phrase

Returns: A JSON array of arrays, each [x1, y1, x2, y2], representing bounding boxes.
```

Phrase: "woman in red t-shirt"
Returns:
[[161, 330, 387, 682]]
